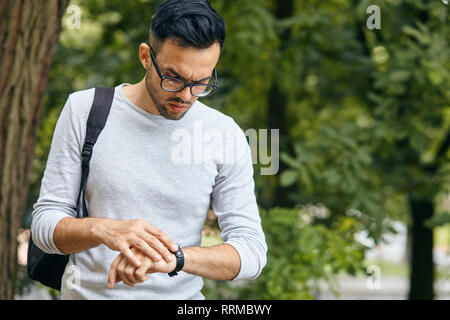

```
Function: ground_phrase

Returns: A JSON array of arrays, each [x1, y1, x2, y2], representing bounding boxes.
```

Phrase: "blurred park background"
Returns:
[[1, 0, 449, 300]]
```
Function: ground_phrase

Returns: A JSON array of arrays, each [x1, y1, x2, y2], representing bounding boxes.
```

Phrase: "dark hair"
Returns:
[[149, 0, 225, 55]]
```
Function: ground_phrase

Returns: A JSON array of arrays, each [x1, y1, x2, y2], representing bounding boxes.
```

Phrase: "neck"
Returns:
[[122, 78, 159, 115]]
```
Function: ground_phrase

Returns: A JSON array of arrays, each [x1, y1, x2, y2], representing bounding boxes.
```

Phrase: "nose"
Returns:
[[175, 86, 193, 103]]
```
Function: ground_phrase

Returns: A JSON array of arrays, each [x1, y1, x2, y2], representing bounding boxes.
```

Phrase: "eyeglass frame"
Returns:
[[148, 44, 218, 98]]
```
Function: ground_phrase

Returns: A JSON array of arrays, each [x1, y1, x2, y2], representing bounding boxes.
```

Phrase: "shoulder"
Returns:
[[193, 101, 250, 160], [194, 100, 242, 132], [66, 87, 96, 119], [56, 87, 98, 141]]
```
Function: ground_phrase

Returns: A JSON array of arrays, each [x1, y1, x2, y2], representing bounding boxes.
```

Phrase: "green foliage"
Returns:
[[425, 213, 450, 228], [202, 207, 366, 299], [275, 0, 449, 241]]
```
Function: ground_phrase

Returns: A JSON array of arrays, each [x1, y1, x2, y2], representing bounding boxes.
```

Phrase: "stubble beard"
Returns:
[[145, 71, 190, 121]]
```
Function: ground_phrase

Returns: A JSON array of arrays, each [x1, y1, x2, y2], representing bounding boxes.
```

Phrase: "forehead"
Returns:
[[156, 39, 220, 80]]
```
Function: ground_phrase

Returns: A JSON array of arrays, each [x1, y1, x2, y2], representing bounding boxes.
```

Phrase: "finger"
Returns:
[[108, 255, 122, 289], [143, 234, 176, 263], [117, 257, 135, 287], [125, 263, 141, 284], [120, 245, 141, 268], [133, 238, 163, 262], [144, 225, 178, 252], [135, 259, 152, 282]]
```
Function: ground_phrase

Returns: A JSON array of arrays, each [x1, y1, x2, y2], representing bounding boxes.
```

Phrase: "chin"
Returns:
[[161, 106, 189, 121]]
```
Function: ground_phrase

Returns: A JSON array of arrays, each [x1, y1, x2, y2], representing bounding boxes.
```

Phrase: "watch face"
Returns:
[[176, 251, 183, 257]]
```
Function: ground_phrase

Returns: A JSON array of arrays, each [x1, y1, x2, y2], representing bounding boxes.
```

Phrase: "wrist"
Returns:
[[89, 218, 107, 244]]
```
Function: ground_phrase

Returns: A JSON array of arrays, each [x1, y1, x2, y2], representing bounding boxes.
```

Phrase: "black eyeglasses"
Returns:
[[149, 45, 218, 98]]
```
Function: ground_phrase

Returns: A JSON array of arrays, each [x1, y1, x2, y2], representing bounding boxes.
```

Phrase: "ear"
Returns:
[[139, 43, 151, 69]]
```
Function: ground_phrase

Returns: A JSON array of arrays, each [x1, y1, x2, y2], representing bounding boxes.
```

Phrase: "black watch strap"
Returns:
[[168, 245, 184, 277]]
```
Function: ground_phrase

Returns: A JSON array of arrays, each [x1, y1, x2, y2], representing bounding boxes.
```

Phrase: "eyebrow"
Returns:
[[164, 67, 212, 83]]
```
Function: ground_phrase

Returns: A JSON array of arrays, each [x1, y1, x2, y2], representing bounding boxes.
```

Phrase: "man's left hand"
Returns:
[[108, 246, 176, 288]]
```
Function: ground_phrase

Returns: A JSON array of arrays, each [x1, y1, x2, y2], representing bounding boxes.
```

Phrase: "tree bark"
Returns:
[[408, 194, 434, 300], [0, 0, 68, 299]]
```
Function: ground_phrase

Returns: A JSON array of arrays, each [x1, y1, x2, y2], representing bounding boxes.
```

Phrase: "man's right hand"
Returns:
[[53, 217, 179, 268], [93, 218, 179, 267]]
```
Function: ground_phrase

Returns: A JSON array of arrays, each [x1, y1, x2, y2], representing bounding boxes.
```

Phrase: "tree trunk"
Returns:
[[408, 194, 434, 300], [267, 0, 297, 208], [0, 0, 68, 299]]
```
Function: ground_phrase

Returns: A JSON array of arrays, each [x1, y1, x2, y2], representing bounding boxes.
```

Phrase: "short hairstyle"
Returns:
[[149, 0, 226, 55]]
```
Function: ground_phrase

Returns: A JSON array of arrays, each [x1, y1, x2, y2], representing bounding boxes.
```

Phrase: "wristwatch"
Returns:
[[168, 245, 184, 277]]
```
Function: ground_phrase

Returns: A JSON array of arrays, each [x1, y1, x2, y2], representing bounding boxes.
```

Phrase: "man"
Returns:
[[31, 0, 267, 299]]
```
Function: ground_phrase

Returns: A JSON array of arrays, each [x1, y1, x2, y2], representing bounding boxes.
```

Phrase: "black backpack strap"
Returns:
[[76, 86, 115, 218]]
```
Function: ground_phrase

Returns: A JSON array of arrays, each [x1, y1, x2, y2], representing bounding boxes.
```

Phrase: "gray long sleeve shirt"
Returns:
[[31, 84, 267, 299]]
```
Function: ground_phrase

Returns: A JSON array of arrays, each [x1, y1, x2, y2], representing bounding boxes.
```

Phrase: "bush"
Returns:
[[202, 206, 366, 299]]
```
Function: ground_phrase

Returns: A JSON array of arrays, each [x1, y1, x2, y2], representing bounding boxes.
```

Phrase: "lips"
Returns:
[[168, 103, 188, 112]]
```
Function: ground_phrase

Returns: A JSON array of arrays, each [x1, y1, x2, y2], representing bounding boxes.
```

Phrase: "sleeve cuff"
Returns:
[[224, 239, 264, 281], [31, 210, 72, 255]]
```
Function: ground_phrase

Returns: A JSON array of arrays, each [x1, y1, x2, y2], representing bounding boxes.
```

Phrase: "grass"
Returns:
[[434, 225, 450, 248], [363, 259, 450, 280], [364, 260, 409, 277]]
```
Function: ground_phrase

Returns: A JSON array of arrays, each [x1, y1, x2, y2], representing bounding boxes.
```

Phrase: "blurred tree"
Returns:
[[266, 0, 298, 208], [0, 0, 68, 299], [357, 0, 449, 299], [278, 0, 449, 299]]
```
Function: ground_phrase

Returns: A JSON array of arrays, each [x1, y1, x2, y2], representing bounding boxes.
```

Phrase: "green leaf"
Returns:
[[280, 169, 298, 187], [280, 152, 300, 169]]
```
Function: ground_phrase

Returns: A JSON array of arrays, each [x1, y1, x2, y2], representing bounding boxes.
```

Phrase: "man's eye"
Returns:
[[197, 79, 210, 84]]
